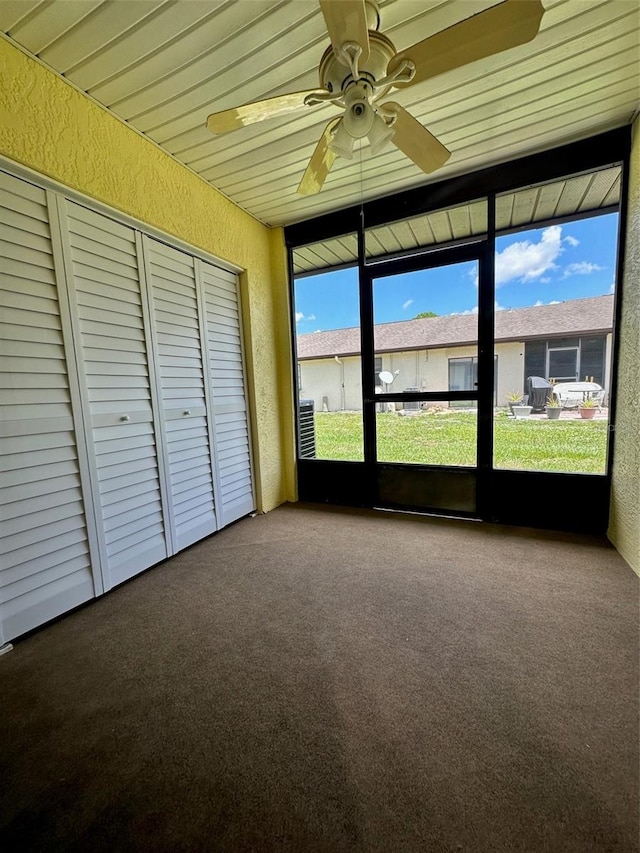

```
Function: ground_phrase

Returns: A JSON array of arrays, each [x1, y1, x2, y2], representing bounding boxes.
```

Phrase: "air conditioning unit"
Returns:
[[403, 387, 421, 411], [298, 399, 316, 459]]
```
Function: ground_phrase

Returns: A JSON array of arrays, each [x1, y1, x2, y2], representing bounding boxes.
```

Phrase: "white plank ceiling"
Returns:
[[292, 164, 622, 273], [1, 0, 638, 227]]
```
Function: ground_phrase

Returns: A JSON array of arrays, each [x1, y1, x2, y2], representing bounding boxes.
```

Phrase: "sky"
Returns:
[[294, 212, 619, 332]]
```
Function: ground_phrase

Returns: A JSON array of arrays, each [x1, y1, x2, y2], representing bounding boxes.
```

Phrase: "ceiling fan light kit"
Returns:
[[205, 0, 545, 196], [327, 119, 356, 160], [367, 112, 396, 156]]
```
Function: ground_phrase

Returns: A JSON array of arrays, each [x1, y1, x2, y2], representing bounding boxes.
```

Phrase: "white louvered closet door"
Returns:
[[58, 200, 169, 590], [0, 173, 98, 642], [143, 238, 218, 552], [201, 262, 255, 527]]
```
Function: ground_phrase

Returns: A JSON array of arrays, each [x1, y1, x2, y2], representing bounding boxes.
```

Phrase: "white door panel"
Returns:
[[0, 172, 97, 642], [59, 199, 169, 590], [200, 262, 255, 526], [143, 237, 218, 552]]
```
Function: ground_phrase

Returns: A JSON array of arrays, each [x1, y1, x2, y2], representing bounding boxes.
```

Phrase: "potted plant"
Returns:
[[511, 403, 533, 419], [578, 397, 598, 419], [506, 391, 524, 417], [545, 395, 562, 419]]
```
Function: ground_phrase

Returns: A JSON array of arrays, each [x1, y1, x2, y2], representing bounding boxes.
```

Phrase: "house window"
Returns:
[[525, 337, 607, 386], [375, 356, 383, 387], [547, 346, 578, 382], [448, 356, 497, 406], [449, 356, 476, 396]]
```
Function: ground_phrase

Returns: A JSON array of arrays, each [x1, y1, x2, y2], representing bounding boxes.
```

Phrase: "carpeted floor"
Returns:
[[1, 502, 638, 853]]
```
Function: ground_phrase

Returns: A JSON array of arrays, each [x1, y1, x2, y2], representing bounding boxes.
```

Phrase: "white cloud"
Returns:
[[296, 312, 316, 323], [495, 300, 506, 311], [609, 282, 615, 294], [495, 225, 563, 287], [534, 299, 562, 307], [563, 261, 604, 277], [564, 235, 580, 247], [402, 299, 413, 310]]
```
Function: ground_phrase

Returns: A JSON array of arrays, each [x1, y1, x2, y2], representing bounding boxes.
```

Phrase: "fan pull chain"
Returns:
[[359, 137, 365, 231]]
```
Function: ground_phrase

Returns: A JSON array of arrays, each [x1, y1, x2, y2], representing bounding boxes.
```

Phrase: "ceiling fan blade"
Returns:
[[297, 119, 341, 196], [206, 91, 319, 135], [320, 0, 370, 62], [387, 0, 544, 88], [384, 103, 450, 174]]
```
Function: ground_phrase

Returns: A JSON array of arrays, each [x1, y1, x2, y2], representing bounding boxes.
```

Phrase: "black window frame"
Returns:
[[285, 127, 631, 535]]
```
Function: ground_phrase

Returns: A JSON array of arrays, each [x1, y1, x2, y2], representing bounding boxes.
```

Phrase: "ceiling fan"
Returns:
[[206, 0, 545, 196]]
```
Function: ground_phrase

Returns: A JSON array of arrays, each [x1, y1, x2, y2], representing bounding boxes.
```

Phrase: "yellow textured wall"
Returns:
[[0, 37, 294, 512], [270, 228, 297, 501], [608, 116, 640, 574]]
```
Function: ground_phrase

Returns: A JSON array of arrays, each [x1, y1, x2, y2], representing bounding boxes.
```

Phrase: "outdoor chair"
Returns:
[[552, 381, 605, 409]]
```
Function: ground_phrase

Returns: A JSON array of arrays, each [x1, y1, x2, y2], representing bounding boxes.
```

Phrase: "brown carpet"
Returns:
[[0, 503, 638, 853]]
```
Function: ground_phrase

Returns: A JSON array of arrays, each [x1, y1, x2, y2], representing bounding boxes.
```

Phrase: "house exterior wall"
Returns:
[[494, 342, 525, 403], [0, 38, 293, 512], [300, 332, 619, 413], [609, 117, 640, 574], [300, 357, 363, 412], [299, 342, 526, 412]]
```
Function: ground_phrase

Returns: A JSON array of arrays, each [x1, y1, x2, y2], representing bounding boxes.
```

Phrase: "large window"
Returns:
[[492, 211, 619, 475], [287, 142, 627, 530], [293, 235, 364, 462], [371, 258, 480, 467], [293, 212, 619, 475]]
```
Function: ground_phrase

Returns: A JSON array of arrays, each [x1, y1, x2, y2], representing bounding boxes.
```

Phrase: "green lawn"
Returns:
[[312, 410, 608, 474]]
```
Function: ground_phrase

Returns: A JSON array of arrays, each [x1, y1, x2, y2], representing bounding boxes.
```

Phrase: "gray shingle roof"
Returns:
[[297, 295, 614, 360]]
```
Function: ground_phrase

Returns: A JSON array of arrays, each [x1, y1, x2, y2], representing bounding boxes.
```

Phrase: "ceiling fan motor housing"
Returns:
[[319, 30, 396, 100]]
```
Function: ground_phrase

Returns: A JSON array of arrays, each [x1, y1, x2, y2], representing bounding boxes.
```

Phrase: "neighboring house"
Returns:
[[297, 295, 614, 411]]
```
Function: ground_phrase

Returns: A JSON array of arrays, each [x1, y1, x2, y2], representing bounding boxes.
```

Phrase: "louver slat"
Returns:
[[0, 172, 95, 641]]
